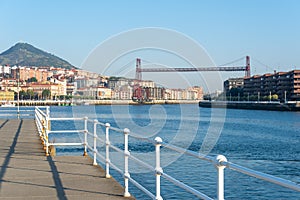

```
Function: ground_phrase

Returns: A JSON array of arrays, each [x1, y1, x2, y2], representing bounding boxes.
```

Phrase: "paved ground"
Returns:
[[0, 119, 135, 200]]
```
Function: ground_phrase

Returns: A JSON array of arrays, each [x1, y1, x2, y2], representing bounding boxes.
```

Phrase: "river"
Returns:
[[50, 104, 300, 200]]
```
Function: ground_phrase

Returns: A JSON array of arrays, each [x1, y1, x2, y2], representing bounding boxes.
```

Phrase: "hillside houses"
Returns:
[[0, 65, 203, 101]]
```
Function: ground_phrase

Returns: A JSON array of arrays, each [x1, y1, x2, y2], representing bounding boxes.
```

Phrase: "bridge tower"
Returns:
[[245, 56, 251, 77], [135, 58, 142, 81], [133, 58, 143, 102]]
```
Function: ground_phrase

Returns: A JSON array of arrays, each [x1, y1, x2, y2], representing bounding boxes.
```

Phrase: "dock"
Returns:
[[0, 119, 134, 199]]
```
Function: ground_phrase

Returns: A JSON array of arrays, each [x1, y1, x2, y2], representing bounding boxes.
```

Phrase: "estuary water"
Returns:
[[50, 104, 300, 200]]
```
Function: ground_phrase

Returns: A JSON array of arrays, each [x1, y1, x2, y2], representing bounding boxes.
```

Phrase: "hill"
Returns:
[[0, 43, 75, 69]]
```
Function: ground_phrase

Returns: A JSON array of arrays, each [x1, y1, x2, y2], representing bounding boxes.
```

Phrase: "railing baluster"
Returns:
[[123, 128, 131, 197], [45, 114, 49, 156], [105, 123, 111, 178], [93, 120, 98, 166], [215, 155, 227, 200], [155, 137, 163, 200], [83, 116, 88, 156]]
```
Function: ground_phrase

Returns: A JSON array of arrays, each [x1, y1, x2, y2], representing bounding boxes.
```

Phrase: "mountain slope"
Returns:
[[0, 43, 75, 69]]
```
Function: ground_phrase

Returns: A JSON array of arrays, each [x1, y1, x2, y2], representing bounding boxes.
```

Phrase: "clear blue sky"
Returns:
[[1, 0, 300, 84]]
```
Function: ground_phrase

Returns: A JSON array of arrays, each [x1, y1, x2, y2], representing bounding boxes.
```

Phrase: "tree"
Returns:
[[272, 94, 279, 101], [42, 89, 51, 100], [27, 90, 34, 100], [19, 90, 27, 100], [27, 77, 38, 82]]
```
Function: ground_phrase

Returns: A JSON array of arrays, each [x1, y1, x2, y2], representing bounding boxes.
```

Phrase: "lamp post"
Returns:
[[284, 91, 287, 103], [17, 67, 20, 119]]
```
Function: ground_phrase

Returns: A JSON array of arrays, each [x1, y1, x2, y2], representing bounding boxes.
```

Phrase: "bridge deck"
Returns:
[[0, 119, 134, 200]]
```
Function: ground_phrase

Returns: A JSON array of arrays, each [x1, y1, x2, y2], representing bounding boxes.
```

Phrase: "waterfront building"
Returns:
[[96, 87, 112, 99], [66, 83, 76, 96], [224, 78, 244, 95], [75, 87, 96, 98], [112, 85, 133, 100], [187, 86, 204, 100], [25, 82, 66, 99], [0, 91, 14, 101], [243, 70, 300, 101], [142, 87, 165, 100]]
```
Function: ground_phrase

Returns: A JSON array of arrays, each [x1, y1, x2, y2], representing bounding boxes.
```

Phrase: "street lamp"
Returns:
[[284, 91, 287, 103], [17, 67, 20, 119]]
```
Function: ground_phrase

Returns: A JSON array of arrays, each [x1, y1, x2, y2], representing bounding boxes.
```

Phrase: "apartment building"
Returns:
[[244, 70, 300, 101]]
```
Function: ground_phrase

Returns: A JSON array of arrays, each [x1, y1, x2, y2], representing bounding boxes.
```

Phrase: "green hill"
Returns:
[[0, 43, 75, 69]]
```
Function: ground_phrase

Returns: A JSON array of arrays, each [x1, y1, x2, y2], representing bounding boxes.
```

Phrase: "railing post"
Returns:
[[46, 106, 50, 118], [123, 128, 131, 197], [215, 155, 227, 200], [93, 119, 98, 166], [155, 137, 163, 200], [105, 123, 111, 178], [83, 116, 88, 156], [45, 115, 49, 156]]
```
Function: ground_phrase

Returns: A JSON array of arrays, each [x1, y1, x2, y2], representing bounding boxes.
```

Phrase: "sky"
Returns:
[[1, 0, 300, 90]]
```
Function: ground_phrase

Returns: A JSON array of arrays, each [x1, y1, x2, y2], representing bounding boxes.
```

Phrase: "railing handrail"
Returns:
[[0, 106, 38, 119], [34, 108, 300, 200]]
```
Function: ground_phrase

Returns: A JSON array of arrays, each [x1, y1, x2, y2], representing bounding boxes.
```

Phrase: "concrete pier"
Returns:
[[0, 119, 134, 199]]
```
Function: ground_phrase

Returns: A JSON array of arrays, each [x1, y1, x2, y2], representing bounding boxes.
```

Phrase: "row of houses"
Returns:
[[0, 65, 204, 101], [224, 70, 300, 101]]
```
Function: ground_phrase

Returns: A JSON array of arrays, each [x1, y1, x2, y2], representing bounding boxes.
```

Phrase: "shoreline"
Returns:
[[1, 99, 200, 106], [199, 100, 300, 111]]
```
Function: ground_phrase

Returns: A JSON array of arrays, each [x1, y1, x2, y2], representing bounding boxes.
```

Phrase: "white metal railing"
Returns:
[[0, 106, 43, 119], [34, 107, 300, 200]]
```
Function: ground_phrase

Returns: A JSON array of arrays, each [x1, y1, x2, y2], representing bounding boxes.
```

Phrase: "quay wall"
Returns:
[[199, 101, 300, 111]]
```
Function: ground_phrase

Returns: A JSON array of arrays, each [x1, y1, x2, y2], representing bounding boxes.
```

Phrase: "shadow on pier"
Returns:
[[0, 119, 134, 199]]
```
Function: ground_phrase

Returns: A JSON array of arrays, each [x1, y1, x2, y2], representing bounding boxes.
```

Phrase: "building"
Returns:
[[0, 91, 14, 101], [223, 78, 244, 94], [243, 70, 300, 101], [75, 77, 98, 88], [112, 85, 133, 100], [11, 66, 51, 82], [96, 87, 112, 99]]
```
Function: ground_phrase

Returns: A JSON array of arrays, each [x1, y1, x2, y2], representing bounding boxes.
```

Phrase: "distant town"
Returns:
[[0, 64, 299, 105], [0, 65, 204, 104]]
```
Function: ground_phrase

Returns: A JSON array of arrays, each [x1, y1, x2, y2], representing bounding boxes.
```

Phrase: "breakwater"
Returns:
[[199, 100, 300, 111]]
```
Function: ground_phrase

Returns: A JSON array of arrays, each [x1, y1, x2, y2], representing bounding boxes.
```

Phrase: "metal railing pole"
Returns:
[[123, 128, 131, 197], [83, 117, 88, 156], [105, 123, 111, 178], [46, 106, 50, 118], [155, 137, 163, 200], [45, 115, 49, 156], [215, 155, 227, 200], [93, 120, 98, 166]]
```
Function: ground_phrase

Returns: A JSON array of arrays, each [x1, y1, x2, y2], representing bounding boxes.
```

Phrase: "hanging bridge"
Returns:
[[133, 56, 251, 102]]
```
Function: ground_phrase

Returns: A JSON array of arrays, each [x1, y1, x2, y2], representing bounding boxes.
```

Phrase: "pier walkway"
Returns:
[[0, 119, 134, 200]]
